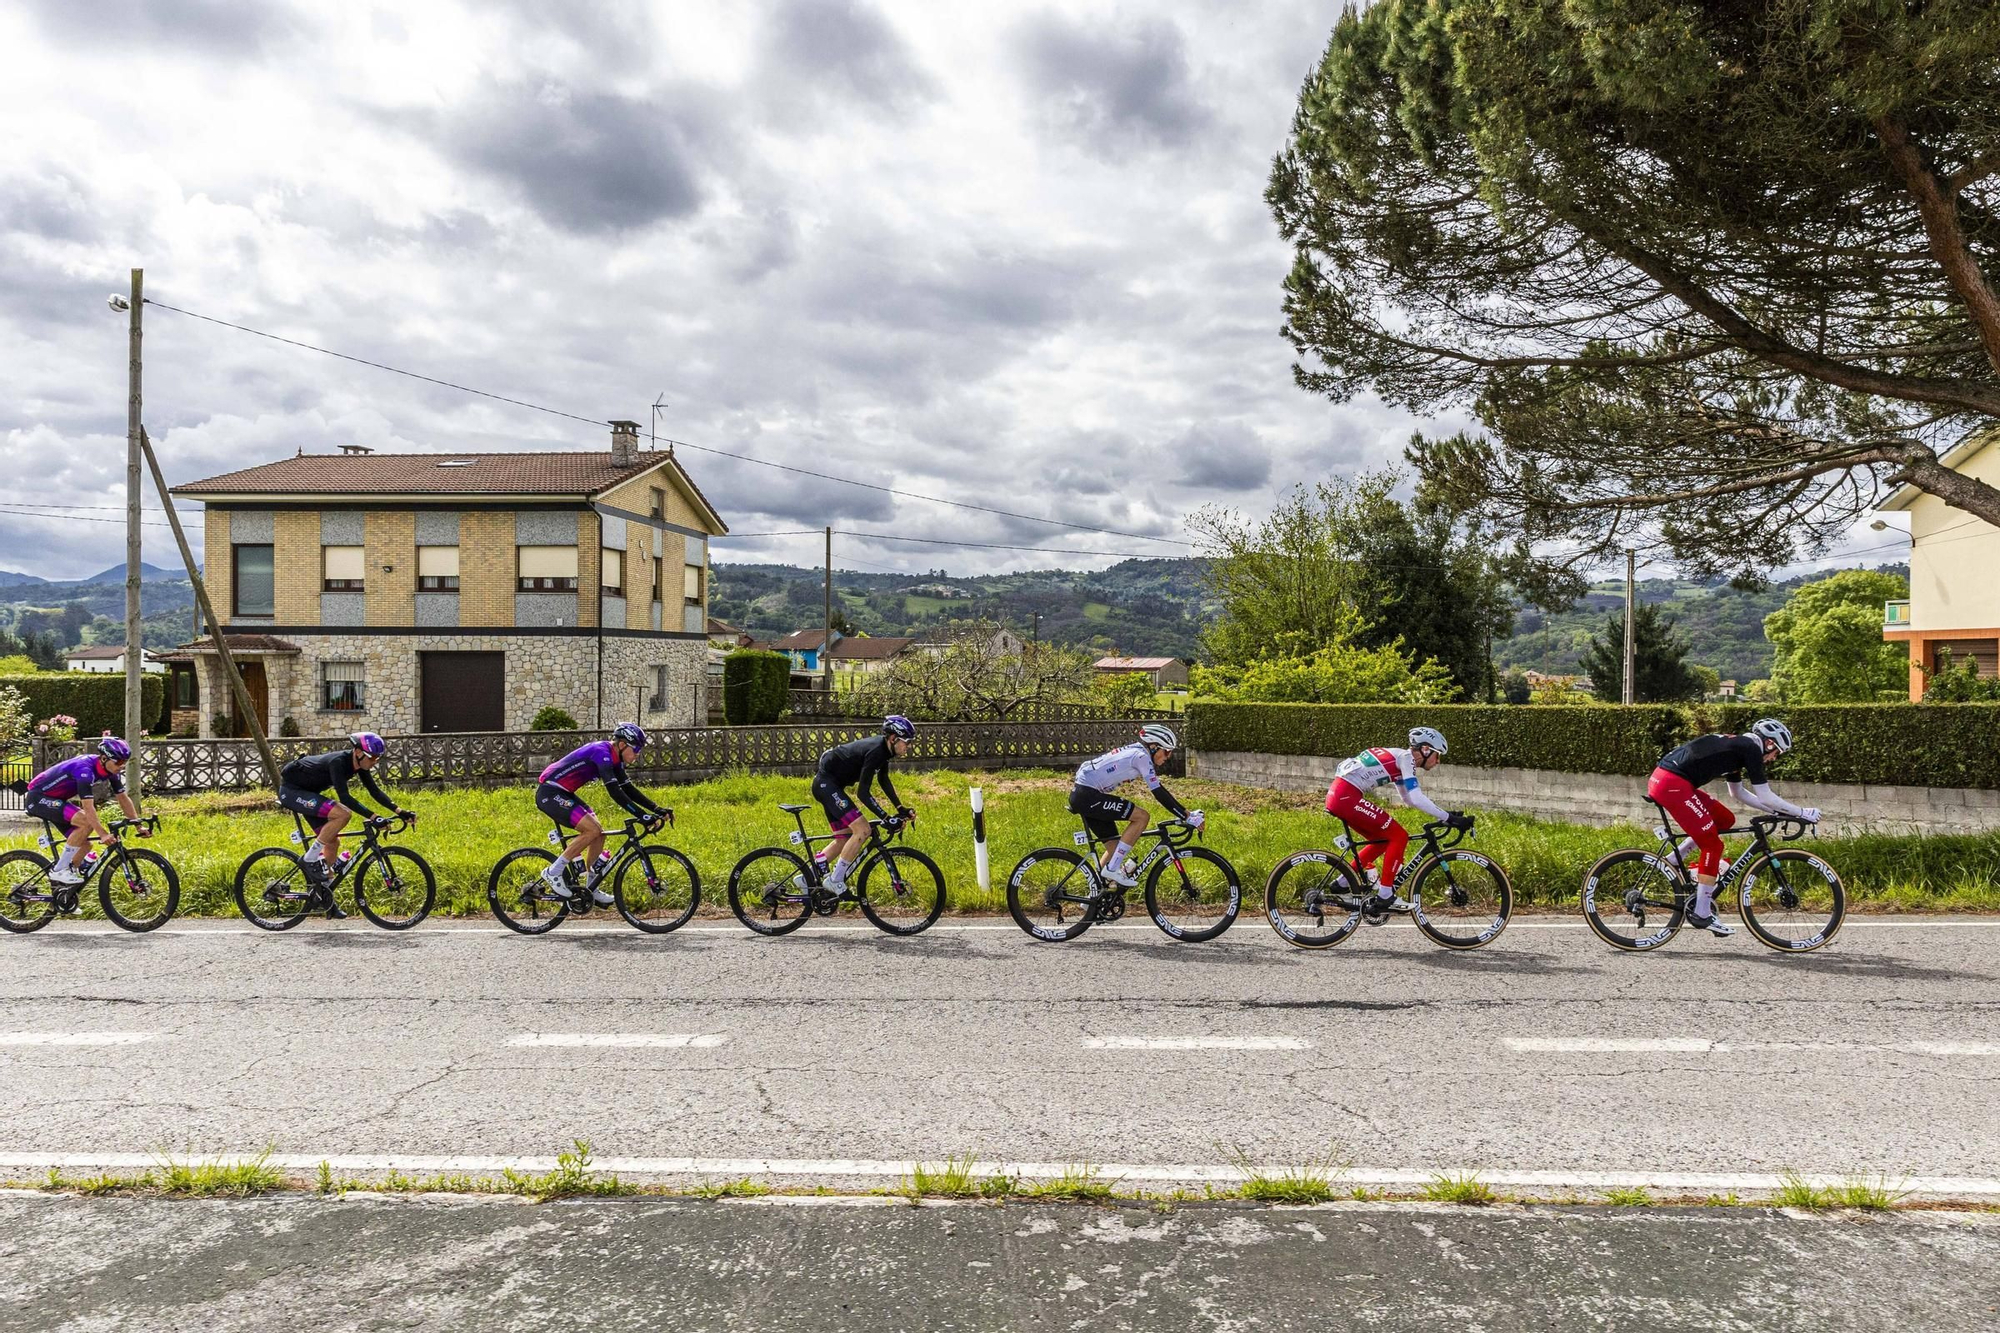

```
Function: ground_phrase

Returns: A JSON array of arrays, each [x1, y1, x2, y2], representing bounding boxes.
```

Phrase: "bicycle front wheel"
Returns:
[[234, 848, 314, 931], [98, 847, 180, 933], [355, 846, 436, 930], [1580, 849, 1684, 951], [488, 848, 570, 936], [1005, 848, 1099, 941], [1263, 851, 1364, 949], [1410, 851, 1511, 950], [727, 848, 813, 936], [1737, 849, 1844, 953], [616, 845, 701, 934], [0, 849, 57, 934], [856, 846, 946, 936], [1145, 846, 1240, 942]]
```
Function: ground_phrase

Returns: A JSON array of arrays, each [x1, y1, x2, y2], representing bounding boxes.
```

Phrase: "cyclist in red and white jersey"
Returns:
[[1324, 726, 1469, 923]]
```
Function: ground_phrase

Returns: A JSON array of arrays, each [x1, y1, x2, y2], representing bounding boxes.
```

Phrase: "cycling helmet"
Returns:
[[97, 736, 131, 761], [1409, 726, 1448, 755], [1749, 718, 1793, 755], [883, 714, 916, 741], [349, 732, 387, 757], [1140, 723, 1179, 751], [612, 721, 649, 750]]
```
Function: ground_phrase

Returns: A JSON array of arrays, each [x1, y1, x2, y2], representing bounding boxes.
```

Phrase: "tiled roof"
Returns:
[[771, 629, 833, 651], [829, 636, 914, 660], [176, 634, 302, 653], [1095, 656, 1178, 670], [64, 645, 134, 660]]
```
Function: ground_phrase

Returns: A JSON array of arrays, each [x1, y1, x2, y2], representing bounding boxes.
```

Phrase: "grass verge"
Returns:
[[1228, 1145, 1348, 1204], [1421, 1172, 1497, 1206], [1775, 1172, 1910, 1211]]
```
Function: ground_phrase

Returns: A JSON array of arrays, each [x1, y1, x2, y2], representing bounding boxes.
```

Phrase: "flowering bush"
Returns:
[[35, 713, 78, 742]]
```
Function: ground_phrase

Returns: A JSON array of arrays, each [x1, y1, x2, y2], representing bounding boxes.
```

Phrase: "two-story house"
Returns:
[[1879, 430, 2000, 699], [170, 421, 727, 736]]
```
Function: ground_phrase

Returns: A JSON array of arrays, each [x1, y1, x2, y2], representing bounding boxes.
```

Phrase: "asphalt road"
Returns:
[[5, 1193, 1998, 1332], [3, 917, 1999, 1190]]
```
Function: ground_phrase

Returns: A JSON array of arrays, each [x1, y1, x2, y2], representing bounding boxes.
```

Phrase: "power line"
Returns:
[[834, 530, 1169, 559], [144, 297, 1193, 548], [0, 505, 197, 531]]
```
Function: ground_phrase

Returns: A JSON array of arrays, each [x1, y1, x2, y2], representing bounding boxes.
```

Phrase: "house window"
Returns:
[[172, 667, 197, 708], [652, 556, 663, 604], [323, 545, 366, 592], [649, 487, 665, 520], [320, 660, 365, 712], [517, 544, 578, 592], [603, 548, 625, 598], [234, 544, 274, 616], [418, 545, 459, 592], [648, 664, 668, 711], [683, 559, 704, 605]]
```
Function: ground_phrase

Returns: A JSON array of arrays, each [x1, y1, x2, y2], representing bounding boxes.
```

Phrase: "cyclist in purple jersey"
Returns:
[[533, 722, 670, 903], [23, 737, 146, 885]]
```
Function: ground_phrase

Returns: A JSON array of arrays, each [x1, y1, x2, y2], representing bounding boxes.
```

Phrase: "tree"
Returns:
[[1763, 569, 1912, 701], [1190, 638, 1457, 704], [1347, 493, 1514, 700], [1092, 671, 1157, 714], [1500, 668, 1532, 705], [1578, 603, 1703, 702], [867, 640, 1095, 721], [1923, 646, 2000, 700], [1269, 0, 2000, 582]]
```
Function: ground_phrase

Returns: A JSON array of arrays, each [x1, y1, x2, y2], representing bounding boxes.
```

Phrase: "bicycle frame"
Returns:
[[1055, 818, 1201, 900], [1328, 817, 1473, 893], [533, 813, 671, 901], [1641, 797, 1808, 898], [284, 810, 415, 890], [779, 808, 909, 891], [25, 814, 160, 898]]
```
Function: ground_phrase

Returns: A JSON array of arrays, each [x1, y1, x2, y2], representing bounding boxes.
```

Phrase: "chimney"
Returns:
[[609, 419, 641, 466]]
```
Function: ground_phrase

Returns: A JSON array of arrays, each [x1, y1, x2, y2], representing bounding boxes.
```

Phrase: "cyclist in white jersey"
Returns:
[[1070, 724, 1204, 888], [1324, 726, 1469, 921]]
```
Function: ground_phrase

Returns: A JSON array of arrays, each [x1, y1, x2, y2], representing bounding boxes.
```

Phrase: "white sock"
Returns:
[[543, 858, 570, 882], [1694, 880, 1717, 916], [53, 845, 79, 873], [1105, 843, 1131, 874], [303, 843, 325, 864], [827, 857, 853, 886]]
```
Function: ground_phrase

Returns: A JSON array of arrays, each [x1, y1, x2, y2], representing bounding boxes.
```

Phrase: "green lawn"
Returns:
[[7, 768, 1996, 918]]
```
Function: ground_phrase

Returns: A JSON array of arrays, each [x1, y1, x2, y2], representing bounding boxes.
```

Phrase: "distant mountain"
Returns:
[[71, 561, 187, 586], [0, 569, 48, 587]]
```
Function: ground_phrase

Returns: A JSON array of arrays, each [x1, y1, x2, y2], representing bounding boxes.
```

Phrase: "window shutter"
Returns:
[[518, 545, 578, 578], [323, 546, 366, 580], [418, 546, 459, 577]]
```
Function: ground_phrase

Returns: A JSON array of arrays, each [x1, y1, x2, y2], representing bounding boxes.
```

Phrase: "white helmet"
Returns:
[[1409, 726, 1448, 755], [1140, 723, 1179, 751], [1749, 718, 1793, 755]]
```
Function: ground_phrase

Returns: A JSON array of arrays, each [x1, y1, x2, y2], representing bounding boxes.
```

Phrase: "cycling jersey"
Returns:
[[1657, 733, 1767, 789], [814, 735, 904, 822], [24, 755, 122, 805], [1650, 733, 1806, 877], [1330, 747, 1447, 821], [280, 749, 396, 818], [1073, 744, 1188, 818], [537, 741, 664, 821]]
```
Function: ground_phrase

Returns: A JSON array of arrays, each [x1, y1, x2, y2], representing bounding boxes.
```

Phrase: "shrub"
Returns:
[[530, 706, 579, 731], [0, 674, 163, 738], [278, 716, 301, 738], [723, 650, 790, 725]]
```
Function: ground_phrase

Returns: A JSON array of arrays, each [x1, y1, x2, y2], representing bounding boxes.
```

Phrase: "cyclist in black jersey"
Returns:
[[811, 715, 917, 894], [277, 732, 413, 915]]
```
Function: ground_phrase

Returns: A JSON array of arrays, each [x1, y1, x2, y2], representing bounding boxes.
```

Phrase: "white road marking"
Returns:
[[1082, 1036, 1310, 1051], [506, 1033, 726, 1048], [3, 1151, 1996, 1197], [0, 1032, 156, 1047], [1508, 1037, 1713, 1053], [1507, 1037, 2000, 1056]]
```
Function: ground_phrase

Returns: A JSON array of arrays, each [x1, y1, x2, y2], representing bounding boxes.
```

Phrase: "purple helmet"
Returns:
[[613, 721, 649, 750], [98, 736, 132, 761], [349, 731, 387, 757], [883, 714, 915, 740]]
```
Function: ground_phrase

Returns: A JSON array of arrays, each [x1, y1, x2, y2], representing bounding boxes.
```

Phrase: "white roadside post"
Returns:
[[970, 787, 990, 894]]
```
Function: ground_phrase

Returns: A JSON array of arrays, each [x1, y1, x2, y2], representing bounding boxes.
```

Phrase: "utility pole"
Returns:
[[1622, 549, 1637, 706], [1031, 610, 1039, 647], [823, 526, 833, 693], [123, 269, 144, 796]]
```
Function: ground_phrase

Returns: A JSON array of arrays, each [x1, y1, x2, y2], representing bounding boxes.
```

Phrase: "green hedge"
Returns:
[[722, 650, 791, 726], [1, 673, 166, 739], [1186, 701, 2000, 789]]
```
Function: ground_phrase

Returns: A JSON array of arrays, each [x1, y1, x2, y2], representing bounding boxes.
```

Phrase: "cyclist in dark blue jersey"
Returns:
[[810, 715, 917, 894]]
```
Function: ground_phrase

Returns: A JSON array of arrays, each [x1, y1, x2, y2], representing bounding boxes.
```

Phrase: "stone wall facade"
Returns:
[[1192, 749, 2000, 835]]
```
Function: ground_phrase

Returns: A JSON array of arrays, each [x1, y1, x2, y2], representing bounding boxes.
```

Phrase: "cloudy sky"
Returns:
[[0, 0, 1469, 581]]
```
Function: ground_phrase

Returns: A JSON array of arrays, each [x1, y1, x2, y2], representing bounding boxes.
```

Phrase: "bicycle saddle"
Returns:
[[778, 803, 809, 813]]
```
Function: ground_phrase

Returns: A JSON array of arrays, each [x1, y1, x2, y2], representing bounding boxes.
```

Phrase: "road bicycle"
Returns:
[[1006, 816, 1240, 943], [234, 811, 435, 931], [1580, 802, 1843, 953], [489, 812, 700, 936], [727, 804, 945, 936], [1265, 815, 1511, 950], [0, 815, 177, 934]]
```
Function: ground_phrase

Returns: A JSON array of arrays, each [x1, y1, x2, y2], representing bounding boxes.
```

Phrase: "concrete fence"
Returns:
[[1191, 749, 2000, 836]]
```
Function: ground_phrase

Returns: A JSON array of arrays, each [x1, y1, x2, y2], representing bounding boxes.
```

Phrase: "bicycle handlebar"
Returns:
[[105, 815, 160, 836], [1748, 813, 1814, 840]]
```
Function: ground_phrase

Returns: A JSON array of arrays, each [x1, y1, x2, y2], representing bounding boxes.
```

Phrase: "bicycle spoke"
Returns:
[[727, 849, 813, 936], [1144, 846, 1240, 942], [1411, 851, 1510, 949], [1580, 850, 1685, 951], [1263, 852, 1362, 949], [617, 846, 700, 934], [0, 850, 56, 934], [356, 847, 435, 931], [1738, 849, 1844, 952], [233, 848, 313, 932], [1006, 848, 1098, 941], [857, 847, 946, 936], [98, 849, 180, 933]]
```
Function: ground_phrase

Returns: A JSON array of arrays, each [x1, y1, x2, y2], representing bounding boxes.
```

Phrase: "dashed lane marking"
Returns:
[[1507, 1037, 2000, 1055], [0, 1032, 157, 1047], [505, 1033, 726, 1048], [1081, 1036, 1310, 1050]]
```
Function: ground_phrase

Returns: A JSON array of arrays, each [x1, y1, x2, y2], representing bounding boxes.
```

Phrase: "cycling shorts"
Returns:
[[535, 782, 594, 829], [811, 776, 864, 831], [25, 796, 79, 835], [1068, 783, 1134, 840], [277, 785, 337, 830]]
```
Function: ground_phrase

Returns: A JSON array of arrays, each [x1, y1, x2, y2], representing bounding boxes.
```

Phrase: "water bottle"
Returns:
[[592, 851, 614, 878], [81, 849, 100, 870]]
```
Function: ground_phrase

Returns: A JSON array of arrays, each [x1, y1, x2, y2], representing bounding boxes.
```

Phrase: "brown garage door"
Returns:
[[420, 652, 505, 733]]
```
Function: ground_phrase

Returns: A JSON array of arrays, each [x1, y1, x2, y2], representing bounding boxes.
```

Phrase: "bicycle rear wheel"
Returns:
[[1144, 846, 1240, 942], [233, 847, 314, 931], [98, 847, 180, 933], [1005, 848, 1100, 941], [0, 850, 57, 934], [616, 845, 701, 934], [488, 848, 571, 936], [856, 846, 946, 936], [355, 847, 436, 930], [1737, 849, 1844, 953], [1263, 851, 1364, 949], [1410, 851, 1511, 950], [727, 848, 813, 936], [1580, 849, 1685, 951]]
